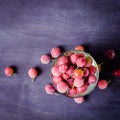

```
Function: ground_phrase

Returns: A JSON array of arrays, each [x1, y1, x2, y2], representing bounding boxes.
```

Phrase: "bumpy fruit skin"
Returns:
[[40, 55, 50, 64], [28, 68, 38, 80], [51, 47, 61, 58], [56, 81, 68, 93], [113, 69, 120, 77], [75, 45, 84, 51], [74, 96, 84, 104], [4, 67, 14, 76], [105, 49, 115, 59], [45, 84, 56, 94], [98, 80, 108, 89]]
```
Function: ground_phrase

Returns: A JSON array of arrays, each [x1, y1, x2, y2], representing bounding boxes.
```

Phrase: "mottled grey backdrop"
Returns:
[[0, 0, 120, 120]]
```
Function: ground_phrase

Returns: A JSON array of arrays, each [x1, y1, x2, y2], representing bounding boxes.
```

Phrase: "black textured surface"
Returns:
[[0, 0, 120, 120]]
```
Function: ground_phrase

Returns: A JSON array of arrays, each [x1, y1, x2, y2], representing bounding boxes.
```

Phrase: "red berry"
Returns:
[[45, 84, 56, 94], [56, 81, 69, 93], [89, 66, 96, 75], [52, 76, 63, 85], [77, 84, 88, 93], [83, 68, 90, 77], [113, 69, 120, 77], [28, 68, 38, 81], [51, 65, 61, 77], [59, 64, 68, 73], [74, 96, 84, 104], [4, 67, 14, 76], [76, 57, 86, 67], [66, 65, 75, 76], [62, 73, 70, 80], [105, 49, 115, 59], [67, 78, 74, 87], [85, 56, 93, 67], [75, 45, 84, 51], [88, 75, 97, 84], [69, 87, 77, 97], [70, 54, 79, 64], [40, 55, 50, 64], [51, 47, 61, 58], [73, 78, 84, 87], [57, 56, 69, 65], [73, 69, 84, 78], [98, 80, 108, 89]]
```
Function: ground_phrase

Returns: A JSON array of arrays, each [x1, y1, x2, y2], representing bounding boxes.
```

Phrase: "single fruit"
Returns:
[[4, 66, 14, 76], [88, 75, 97, 84], [52, 76, 63, 84], [98, 80, 108, 89], [75, 45, 84, 51], [51, 65, 61, 77], [57, 56, 69, 65], [77, 84, 88, 93], [56, 81, 69, 93], [59, 64, 68, 73], [74, 96, 84, 104], [73, 69, 84, 78], [70, 54, 79, 64], [73, 78, 84, 87], [51, 47, 61, 58], [105, 49, 115, 59], [28, 68, 38, 82], [45, 84, 56, 94], [40, 55, 50, 64], [76, 57, 86, 67], [113, 69, 120, 77]]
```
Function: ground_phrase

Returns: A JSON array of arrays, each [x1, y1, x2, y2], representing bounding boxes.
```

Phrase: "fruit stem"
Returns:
[[54, 92, 59, 96], [32, 78, 35, 82], [108, 79, 111, 84]]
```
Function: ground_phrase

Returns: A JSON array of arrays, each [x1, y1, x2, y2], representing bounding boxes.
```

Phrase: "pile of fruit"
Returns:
[[41, 45, 120, 104], [4, 45, 120, 104]]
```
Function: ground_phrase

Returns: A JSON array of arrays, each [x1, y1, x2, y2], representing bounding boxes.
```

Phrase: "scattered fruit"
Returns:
[[75, 45, 84, 51], [40, 55, 50, 64], [98, 80, 108, 89], [105, 49, 115, 59], [113, 68, 120, 77], [28, 68, 38, 82], [4, 66, 14, 76], [45, 84, 56, 95], [74, 96, 84, 104]]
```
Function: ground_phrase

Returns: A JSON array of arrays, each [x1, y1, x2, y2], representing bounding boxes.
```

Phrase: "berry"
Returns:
[[59, 64, 68, 73], [4, 66, 14, 76], [56, 81, 68, 93], [69, 87, 77, 97], [40, 55, 50, 64], [57, 56, 69, 65], [83, 68, 90, 77], [62, 73, 70, 80], [66, 65, 75, 76], [28, 68, 38, 82], [88, 75, 97, 84], [75, 45, 84, 51], [85, 56, 93, 67], [89, 66, 96, 75], [113, 69, 120, 77], [74, 96, 84, 104], [51, 65, 61, 77], [51, 47, 61, 58], [70, 54, 79, 64], [73, 69, 84, 78], [76, 57, 86, 67], [105, 49, 115, 59], [45, 84, 56, 94], [67, 78, 74, 87], [73, 78, 84, 87], [52, 76, 63, 84], [77, 84, 88, 93], [98, 80, 108, 89]]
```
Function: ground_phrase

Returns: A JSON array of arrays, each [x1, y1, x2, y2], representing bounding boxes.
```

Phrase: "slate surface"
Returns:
[[0, 0, 120, 120]]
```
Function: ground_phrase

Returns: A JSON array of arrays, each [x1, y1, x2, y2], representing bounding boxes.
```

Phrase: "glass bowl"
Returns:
[[50, 50, 99, 98]]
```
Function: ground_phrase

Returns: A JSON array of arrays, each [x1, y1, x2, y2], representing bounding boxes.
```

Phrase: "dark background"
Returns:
[[0, 0, 120, 120]]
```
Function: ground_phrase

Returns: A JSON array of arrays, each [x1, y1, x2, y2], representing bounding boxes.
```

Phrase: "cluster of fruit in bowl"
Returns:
[[40, 46, 120, 104], [3, 45, 120, 104]]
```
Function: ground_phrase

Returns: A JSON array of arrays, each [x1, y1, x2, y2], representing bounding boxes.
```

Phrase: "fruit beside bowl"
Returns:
[[51, 50, 99, 98]]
